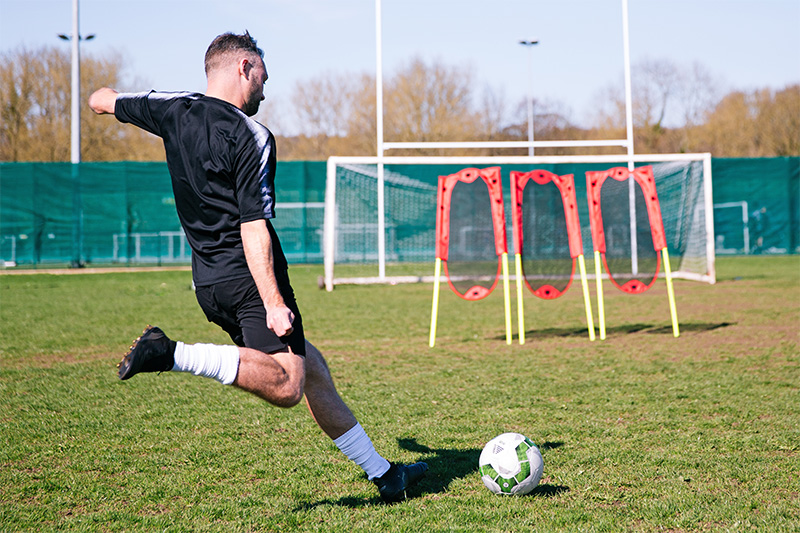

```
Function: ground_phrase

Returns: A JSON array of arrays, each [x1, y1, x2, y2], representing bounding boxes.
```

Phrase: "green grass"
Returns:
[[1, 256, 799, 532]]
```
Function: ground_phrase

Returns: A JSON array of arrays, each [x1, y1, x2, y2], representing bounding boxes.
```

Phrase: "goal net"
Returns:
[[322, 154, 714, 291]]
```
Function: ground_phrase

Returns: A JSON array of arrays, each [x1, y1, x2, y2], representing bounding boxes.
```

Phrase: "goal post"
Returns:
[[323, 153, 715, 293]]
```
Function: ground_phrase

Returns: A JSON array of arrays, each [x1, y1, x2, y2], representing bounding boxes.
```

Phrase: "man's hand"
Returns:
[[88, 87, 119, 115], [267, 304, 295, 337]]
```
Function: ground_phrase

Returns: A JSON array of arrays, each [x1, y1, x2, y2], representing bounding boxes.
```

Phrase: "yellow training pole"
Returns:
[[501, 252, 512, 345], [429, 257, 442, 347], [577, 254, 596, 341], [661, 248, 680, 337], [514, 253, 525, 345], [594, 250, 606, 340]]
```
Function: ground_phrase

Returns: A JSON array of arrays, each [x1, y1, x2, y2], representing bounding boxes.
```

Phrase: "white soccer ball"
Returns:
[[479, 432, 544, 495]]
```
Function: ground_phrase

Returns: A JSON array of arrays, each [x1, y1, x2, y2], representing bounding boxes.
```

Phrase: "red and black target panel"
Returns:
[[510, 169, 585, 300], [586, 165, 667, 294], [436, 166, 508, 300]]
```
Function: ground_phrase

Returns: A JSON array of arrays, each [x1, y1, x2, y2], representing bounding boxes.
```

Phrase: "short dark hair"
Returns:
[[204, 31, 264, 75]]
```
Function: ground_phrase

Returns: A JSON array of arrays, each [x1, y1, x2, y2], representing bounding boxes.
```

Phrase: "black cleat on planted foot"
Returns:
[[118, 326, 176, 380], [373, 462, 428, 503]]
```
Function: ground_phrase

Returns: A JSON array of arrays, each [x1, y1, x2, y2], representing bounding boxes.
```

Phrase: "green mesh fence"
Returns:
[[0, 161, 325, 267], [711, 157, 799, 255], [0, 158, 796, 268]]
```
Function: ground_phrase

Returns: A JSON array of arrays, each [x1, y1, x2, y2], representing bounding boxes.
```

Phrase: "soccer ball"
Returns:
[[479, 432, 544, 495]]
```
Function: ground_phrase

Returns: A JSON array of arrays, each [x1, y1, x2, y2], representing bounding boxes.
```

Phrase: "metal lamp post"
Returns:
[[519, 39, 538, 156], [58, 0, 94, 267], [57, 17, 95, 163]]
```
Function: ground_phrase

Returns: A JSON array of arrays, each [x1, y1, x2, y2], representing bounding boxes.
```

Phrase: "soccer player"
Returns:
[[88, 31, 427, 503]]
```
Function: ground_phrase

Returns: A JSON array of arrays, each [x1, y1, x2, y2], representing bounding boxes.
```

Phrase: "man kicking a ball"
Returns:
[[88, 30, 426, 503]]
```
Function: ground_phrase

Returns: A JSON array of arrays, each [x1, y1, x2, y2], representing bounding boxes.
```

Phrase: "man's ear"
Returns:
[[239, 57, 253, 79]]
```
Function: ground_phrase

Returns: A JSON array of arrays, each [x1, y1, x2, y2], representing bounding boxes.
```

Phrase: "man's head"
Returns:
[[204, 31, 268, 116], [204, 31, 263, 76]]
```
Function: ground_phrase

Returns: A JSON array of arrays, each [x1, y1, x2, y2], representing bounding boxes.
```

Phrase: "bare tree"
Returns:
[[274, 55, 796, 160], [588, 57, 723, 154], [697, 84, 800, 157], [0, 45, 163, 162]]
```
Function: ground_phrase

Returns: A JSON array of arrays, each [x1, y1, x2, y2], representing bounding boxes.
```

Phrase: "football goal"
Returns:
[[322, 153, 715, 294]]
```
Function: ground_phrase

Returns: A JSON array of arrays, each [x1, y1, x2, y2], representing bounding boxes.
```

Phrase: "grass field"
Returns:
[[1, 256, 798, 532]]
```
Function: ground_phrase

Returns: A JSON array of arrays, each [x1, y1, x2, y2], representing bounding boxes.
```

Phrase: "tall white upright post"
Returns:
[[375, 0, 386, 280], [621, 0, 638, 274]]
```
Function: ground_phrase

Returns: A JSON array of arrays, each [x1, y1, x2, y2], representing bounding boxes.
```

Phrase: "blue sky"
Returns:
[[1, 0, 799, 134]]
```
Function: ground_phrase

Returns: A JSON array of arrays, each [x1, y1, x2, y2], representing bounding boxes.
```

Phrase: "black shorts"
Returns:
[[195, 272, 306, 356]]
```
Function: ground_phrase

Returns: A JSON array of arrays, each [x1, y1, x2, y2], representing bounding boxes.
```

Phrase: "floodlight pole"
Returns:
[[519, 40, 538, 156], [58, 0, 94, 267], [621, 0, 638, 274], [57, 0, 95, 164]]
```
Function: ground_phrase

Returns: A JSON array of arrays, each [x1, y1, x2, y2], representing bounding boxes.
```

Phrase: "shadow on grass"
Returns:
[[399, 438, 569, 500], [492, 321, 735, 340], [397, 437, 479, 496], [292, 439, 569, 510], [644, 322, 735, 334]]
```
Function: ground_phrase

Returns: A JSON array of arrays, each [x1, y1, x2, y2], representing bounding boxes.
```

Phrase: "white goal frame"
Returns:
[[323, 153, 715, 291]]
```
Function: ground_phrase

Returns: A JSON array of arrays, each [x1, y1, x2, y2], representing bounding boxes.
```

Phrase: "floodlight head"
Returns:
[[57, 34, 70, 41], [84, 34, 96, 41], [519, 39, 539, 46]]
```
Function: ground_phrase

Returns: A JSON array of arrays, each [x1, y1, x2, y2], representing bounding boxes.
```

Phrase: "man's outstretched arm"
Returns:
[[88, 88, 119, 115]]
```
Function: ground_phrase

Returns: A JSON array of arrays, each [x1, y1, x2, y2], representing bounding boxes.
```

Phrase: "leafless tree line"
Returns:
[[1, 46, 797, 162]]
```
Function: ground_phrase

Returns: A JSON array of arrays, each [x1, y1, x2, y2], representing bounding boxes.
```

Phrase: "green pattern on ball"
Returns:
[[479, 463, 498, 479], [480, 461, 519, 494]]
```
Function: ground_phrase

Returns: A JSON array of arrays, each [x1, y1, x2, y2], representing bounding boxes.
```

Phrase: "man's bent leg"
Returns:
[[302, 341, 428, 502], [303, 342, 391, 480], [119, 326, 304, 408]]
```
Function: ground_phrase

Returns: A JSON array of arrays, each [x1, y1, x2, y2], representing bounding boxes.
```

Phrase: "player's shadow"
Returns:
[[292, 439, 568, 510]]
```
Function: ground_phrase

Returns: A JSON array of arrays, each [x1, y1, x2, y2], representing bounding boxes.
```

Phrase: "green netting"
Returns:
[[520, 179, 574, 295], [599, 176, 660, 288], [445, 178, 499, 298], [0, 161, 325, 267], [0, 158, 797, 269], [711, 157, 800, 255]]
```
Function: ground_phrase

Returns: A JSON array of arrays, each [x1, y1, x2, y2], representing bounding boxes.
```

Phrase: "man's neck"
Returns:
[[205, 80, 244, 111]]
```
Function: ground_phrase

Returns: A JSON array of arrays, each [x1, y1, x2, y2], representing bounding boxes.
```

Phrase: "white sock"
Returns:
[[171, 341, 240, 385], [333, 423, 391, 480]]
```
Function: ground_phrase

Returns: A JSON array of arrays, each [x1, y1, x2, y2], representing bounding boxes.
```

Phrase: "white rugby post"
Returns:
[[594, 0, 636, 340], [375, 0, 387, 281], [368, 0, 637, 288]]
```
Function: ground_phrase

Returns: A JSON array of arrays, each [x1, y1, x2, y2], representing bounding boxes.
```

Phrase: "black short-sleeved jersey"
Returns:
[[114, 91, 287, 286]]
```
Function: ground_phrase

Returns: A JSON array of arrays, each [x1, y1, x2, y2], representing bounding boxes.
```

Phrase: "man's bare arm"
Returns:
[[88, 88, 119, 115], [240, 219, 295, 337]]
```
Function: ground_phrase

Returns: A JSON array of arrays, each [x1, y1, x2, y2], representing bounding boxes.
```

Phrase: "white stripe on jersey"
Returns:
[[237, 111, 275, 220]]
